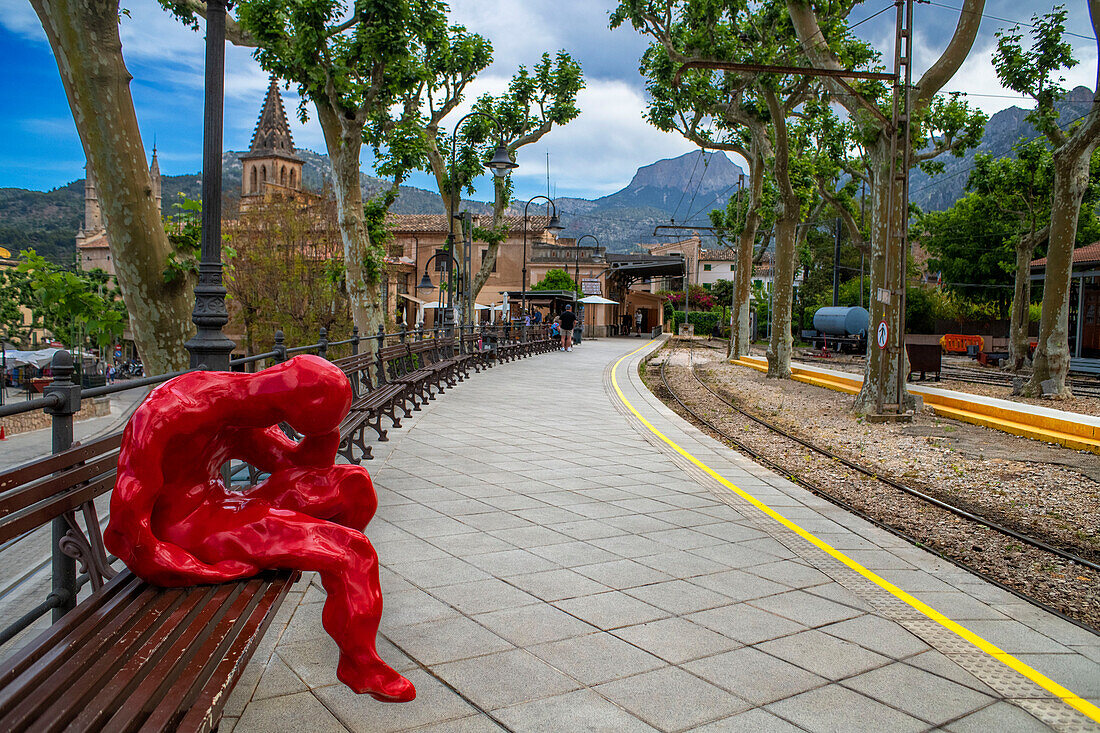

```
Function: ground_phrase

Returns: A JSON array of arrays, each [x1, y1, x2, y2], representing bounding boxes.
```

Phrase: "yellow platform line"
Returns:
[[619, 343, 1100, 723], [731, 356, 1100, 455]]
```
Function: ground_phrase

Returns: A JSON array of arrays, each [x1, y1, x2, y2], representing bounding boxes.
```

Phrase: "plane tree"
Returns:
[[787, 0, 987, 413], [993, 6, 1100, 396]]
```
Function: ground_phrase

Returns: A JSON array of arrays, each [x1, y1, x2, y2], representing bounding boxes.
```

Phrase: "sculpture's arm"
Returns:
[[229, 426, 341, 473]]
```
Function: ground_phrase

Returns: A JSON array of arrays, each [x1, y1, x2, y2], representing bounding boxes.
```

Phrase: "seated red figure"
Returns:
[[104, 355, 415, 702]]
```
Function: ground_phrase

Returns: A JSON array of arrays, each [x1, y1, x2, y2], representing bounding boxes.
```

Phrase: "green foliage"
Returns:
[[163, 195, 201, 285], [530, 268, 579, 294], [14, 250, 127, 348], [670, 310, 719, 336], [993, 6, 1077, 139]]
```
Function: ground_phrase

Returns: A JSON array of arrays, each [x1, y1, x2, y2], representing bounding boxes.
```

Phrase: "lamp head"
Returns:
[[417, 272, 435, 291], [547, 213, 565, 232], [487, 143, 518, 178]]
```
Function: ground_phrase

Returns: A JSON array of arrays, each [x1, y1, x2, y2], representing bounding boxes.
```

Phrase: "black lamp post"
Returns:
[[521, 196, 565, 319], [448, 112, 517, 331], [575, 234, 599, 292], [416, 251, 462, 329], [184, 0, 234, 370]]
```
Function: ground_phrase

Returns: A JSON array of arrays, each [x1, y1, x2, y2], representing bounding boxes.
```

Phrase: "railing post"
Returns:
[[351, 325, 360, 356], [318, 327, 328, 360], [43, 350, 79, 620], [375, 324, 387, 387], [399, 325, 406, 344], [417, 323, 424, 341], [273, 330, 287, 364]]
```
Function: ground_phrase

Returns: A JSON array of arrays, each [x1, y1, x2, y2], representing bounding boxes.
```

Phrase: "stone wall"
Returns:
[[1, 397, 111, 437]]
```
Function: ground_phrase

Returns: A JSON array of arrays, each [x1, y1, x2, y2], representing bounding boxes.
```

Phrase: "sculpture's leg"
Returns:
[[164, 501, 413, 702]]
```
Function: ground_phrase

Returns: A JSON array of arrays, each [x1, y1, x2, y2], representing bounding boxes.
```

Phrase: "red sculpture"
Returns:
[[104, 355, 415, 702]]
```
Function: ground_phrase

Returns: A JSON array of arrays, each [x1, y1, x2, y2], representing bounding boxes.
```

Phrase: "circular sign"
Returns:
[[877, 320, 889, 350]]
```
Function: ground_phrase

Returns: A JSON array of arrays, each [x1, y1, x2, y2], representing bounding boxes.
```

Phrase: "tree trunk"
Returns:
[[31, 0, 194, 373], [1025, 148, 1095, 396], [729, 141, 764, 360], [1007, 230, 1038, 371], [763, 94, 796, 379], [470, 176, 510, 300], [317, 104, 384, 345], [854, 142, 917, 414]]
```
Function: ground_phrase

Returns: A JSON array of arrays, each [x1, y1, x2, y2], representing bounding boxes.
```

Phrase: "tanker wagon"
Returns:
[[802, 306, 870, 353]]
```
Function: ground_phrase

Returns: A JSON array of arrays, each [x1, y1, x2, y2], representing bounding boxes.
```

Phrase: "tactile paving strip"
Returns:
[[606, 348, 1098, 732]]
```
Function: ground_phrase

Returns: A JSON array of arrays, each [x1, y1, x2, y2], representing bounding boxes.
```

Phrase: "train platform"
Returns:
[[228, 337, 1099, 732], [733, 356, 1100, 455]]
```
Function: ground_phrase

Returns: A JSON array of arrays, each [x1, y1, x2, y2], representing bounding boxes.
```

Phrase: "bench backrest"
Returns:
[[0, 432, 122, 590]]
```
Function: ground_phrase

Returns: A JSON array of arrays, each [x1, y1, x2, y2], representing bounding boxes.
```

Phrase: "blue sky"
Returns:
[[0, 1, 1095, 202]]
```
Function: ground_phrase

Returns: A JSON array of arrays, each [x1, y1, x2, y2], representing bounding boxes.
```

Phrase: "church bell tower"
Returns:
[[240, 78, 303, 209]]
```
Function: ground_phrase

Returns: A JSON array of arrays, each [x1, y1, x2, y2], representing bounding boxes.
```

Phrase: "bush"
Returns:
[[670, 310, 720, 336]]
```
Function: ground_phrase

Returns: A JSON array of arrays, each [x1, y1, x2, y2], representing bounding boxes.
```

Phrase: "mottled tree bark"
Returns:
[[30, 0, 195, 372], [729, 140, 764, 360], [317, 104, 383, 345], [1008, 226, 1045, 371], [1026, 149, 1096, 395], [764, 93, 798, 380]]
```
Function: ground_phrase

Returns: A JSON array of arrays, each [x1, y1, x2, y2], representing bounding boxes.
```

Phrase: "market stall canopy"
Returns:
[[1, 348, 62, 369], [578, 295, 619, 305]]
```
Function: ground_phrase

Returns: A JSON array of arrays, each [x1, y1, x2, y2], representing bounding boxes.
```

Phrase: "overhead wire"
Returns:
[[915, 0, 1097, 41]]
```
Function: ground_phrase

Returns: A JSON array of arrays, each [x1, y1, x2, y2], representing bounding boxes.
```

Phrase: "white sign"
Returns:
[[581, 278, 601, 295], [876, 288, 891, 305], [877, 320, 889, 350]]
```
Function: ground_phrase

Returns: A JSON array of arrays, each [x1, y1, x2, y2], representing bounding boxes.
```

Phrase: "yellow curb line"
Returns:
[[616, 342, 1100, 723]]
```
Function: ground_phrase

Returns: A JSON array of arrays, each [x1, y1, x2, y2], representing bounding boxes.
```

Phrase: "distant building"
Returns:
[[75, 149, 162, 277], [239, 78, 304, 209]]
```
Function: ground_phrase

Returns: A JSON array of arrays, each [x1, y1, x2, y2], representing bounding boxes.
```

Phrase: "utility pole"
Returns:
[[832, 217, 842, 308]]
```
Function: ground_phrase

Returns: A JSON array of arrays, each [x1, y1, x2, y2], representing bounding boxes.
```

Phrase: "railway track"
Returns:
[[651, 340, 1100, 632]]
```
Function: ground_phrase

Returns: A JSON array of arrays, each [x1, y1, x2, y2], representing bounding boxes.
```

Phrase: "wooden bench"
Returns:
[[0, 434, 296, 732], [332, 348, 415, 463]]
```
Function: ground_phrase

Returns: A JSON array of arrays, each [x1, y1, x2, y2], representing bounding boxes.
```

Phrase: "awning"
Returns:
[[579, 295, 619, 305], [397, 292, 426, 305]]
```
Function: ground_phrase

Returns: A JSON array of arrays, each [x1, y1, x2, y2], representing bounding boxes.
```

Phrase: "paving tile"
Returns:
[[683, 646, 827, 705], [473, 603, 597, 646], [688, 708, 806, 732], [426, 532, 516, 557], [1014, 653, 1100, 698], [375, 538, 452, 563], [315, 668, 479, 732], [488, 525, 573, 547], [494, 688, 658, 732], [688, 603, 807, 645], [428, 578, 539, 615], [689, 569, 789, 602], [748, 589, 863, 628], [573, 559, 674, 589], [433, 648, 581, 710], [464, 548, 558, 577], [280, 600, 328, 645], [595, 666, 751, 731], [251, 653, 309, 700], [943, 701, 1052, 732], [409, 715, 503, 733], [958, 619, 1073, 655], [819, 614, 930, 659], [757, 629, 892, 680], [379, 588, 461, 629], [841, 661, 994, 725], [392, 616, 514, 665], [528, 632, 667, 685], [389, 557, 492, 588], [529, 540, 621, 567], [635, 550, 730, 578], [234, 690, 346, 733], [624, 580, 732, 615], [765, 684, 927, 733], [901, 650, 998, 696], [744, 560, 833, 589], [612, 617, 742, 664], [643, 527, 729, 550], [554, 590, 669, 630]]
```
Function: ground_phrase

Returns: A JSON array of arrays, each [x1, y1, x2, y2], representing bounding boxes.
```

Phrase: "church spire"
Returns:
[[149, 144, 162, 215], [248, 77, 296, 155]]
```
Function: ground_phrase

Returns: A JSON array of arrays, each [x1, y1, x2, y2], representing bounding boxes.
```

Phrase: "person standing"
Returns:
[[560, 305, 576, 352], [635, 309, 644, 337]]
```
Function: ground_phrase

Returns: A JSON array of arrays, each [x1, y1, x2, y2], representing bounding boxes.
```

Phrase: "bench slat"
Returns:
[[0, 453, 119, 521], [0, 473, 117, 545], [0, 433, 123, 494]]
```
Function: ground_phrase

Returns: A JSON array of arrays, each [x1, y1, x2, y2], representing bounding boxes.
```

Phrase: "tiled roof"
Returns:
[[387, 214, 551, 234], [1031, 241, 1100, 269]]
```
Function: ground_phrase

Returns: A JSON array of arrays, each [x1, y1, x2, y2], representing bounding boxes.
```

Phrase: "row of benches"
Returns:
[[0, 324, 554, 731]]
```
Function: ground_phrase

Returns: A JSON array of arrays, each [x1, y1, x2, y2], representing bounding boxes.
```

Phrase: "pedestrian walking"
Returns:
[[560, 305, 576, 352]]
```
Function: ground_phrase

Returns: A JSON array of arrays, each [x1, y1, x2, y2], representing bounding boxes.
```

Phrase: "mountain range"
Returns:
[[0, 89, 1089, 264]]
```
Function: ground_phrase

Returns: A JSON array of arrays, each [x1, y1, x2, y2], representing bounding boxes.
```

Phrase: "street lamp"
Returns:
[[575, 234, 599, 291], [448, 112, 518, 332], [417, 251, 462, 329], [521, 196, 565, 319], [184, 0, 234, 371]]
